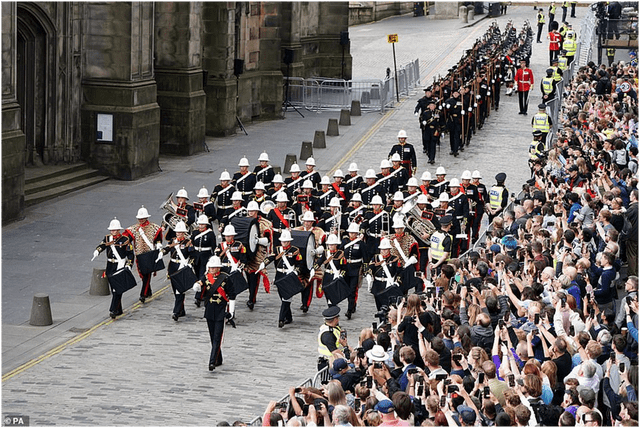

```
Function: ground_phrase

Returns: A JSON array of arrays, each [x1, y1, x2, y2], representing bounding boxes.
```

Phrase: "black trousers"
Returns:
[[537, 23, 544, 42], [140, 273, 152, 298], [422, 127, 439, 162], [301, 282, 313, 308], [448, 120, 462, 153], [109, 291, 123, 314], [247, 271, 259, 304], [346, 274, 359, 313], [518, 90, 529, 113], [172, 287, 186, 316], [279, 300, 292, 322], [207, 318, 224, 366], [550, 49, 559, 65]]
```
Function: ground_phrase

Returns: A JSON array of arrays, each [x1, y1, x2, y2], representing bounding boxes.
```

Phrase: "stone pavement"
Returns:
[[2, 4, 588, 425]]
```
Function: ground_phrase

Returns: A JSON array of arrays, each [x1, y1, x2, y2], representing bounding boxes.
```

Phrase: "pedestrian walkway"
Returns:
[[1, 5, 589, 425]]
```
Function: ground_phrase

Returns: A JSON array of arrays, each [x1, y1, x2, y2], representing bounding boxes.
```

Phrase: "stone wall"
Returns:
[[349, 2, 414, 26]]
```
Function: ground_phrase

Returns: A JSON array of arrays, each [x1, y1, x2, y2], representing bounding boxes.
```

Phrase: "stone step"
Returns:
[[25, 175, 111, 207], [24, 166, 107, 196], [24, 163, 90, 186]]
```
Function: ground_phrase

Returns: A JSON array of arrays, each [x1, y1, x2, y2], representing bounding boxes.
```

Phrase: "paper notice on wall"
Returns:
[[97, 113, 113, 142]]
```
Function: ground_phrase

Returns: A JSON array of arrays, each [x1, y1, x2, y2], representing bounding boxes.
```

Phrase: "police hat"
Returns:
[[423, 87, 432, 92], [533, 130, 543, 136], [551, 58, 559, 64], [428, 99, 436, 105], [322, 306, 340, 320], [546, 68, 554, 75], [538, 103, 547, 110], [495, 172, 507, 183], [440, 215, 453, 226]]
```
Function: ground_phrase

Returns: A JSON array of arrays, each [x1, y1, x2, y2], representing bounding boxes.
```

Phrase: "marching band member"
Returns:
[[194, 186, 217, 230], [389, 218, 420, 293], [191, 214, 217, 307], [215, 225, 247, 322], [318, 197, 346, 237], [341, 223, 368, 319], [254, 152, 275, 187], [345, 163, 363, 201], [245, 201, 273, 310], [364, 238, 402, 311], [448, 178, 469, 257], [211, 170, 236, 224], [331, 169, 349, 209], [316, 176, 336, 215], [301, 157, 321, 190], [362, 195, 390, 258], [267, 192, 297, 248], [293, 211, 327, 313], [165, 188, 195, 241], [233, 156, 256, 203], [389, 153, 409, 191], [313, 234, 347, 308], [220, 191, 247, 229], [162, 221, 194, 321]]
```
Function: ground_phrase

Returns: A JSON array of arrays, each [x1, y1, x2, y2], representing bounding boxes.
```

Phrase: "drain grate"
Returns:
[[68, 327, 90, 333]]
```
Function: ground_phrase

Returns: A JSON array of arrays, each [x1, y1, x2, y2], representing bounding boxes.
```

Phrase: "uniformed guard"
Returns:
[[388, 130, 417, 177], [515, 59, 534, 115], [563, 30, 577, 66], [420, 100, 443, 164], [341, 222, 367, 318], [448, 178, 470, 256], [359, 169, 384, 208], [536, 9, 546, 43], [317, 306, 348, 366], [301, 157, 322, 190], [429, 166, 449, 200], [220, 191, 247, 229], [191, 256, 237, 371], [191, 214, 217, 307], [293, 179, 320, 221], [549, 27, 562, 65], [294, 211, 327, 313], [266, 174, 290, 203], [286, 164, 305, 195], [194, 186, 217, 230], [541, 69, 556, 104], [267, 192, 297, 248], [166, 188, 196, 242], [261, 229, 304, 328], [316, 176, 336, 215], [162, 220, 194, 321], [244, 201, 273, 310], [390, 153, 409, 191], [476, 73, 489, 130], [211, 170, 236, 224], [233, 156, 257, 203], [470, 170, 487, 242], [428, 215, 453, 278], [254, 152, 275, 187], [215, 224, 247, 321], [414, 87, 435, 118], [377, 159, 398, 201], [532, 103, 552, 143], [331, 169, 349, 208], [487, 172, 509, 222], [557, 50, 569, 73], [313, 234, 348, 309], [403, 177, 421, 205], [319, 197, 346, 237], [444, 87, 462, 156], [123, 206, 163, 303], [364, 238, 402, 311], [345, 163, 363, 201], [94, 218, 135, 319]]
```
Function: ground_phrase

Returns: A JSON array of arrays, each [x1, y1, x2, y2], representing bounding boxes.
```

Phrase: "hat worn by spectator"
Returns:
[[375, 399, 395, 414], [457, 405, 477, 425], [322, 306, 340, 320], [332, 358, 348, 373], [490, 244, 501, 254], [501, 235, 518, 250], [366, 345, 387, 362]]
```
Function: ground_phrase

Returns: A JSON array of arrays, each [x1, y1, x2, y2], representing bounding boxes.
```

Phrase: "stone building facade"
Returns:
[[1, 2, 352, 224]]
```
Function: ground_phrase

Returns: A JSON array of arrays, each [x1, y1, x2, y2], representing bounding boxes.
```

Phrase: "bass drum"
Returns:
[[290, 230, 316, 272], [231, 216, 259, 255]]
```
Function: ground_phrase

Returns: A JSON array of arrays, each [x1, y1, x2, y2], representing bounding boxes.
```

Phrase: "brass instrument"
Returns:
[[400, 203, 436, 245], [260, 200, 276, 215], [159, 192, 197, 233]]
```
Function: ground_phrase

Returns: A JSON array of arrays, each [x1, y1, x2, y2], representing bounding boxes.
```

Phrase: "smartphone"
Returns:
[[372, 322, 378, 334], [610, 352, 616, 363], [447, 385, 459, 394], [484, 386, 491, 399], [295, 387, 302, 393], [534, 313, 540, 325], [366, 375, 373, 389], [619, 363, 626, 373], [504, 311, 510, 322], [354, 398, 361, 410], [589, 308, 595, 318], [452, 354, 463, 363], [440, 395, 446, 408], [340, 330, 347, 340], [569, 325, 575, 336], [561, 298, 566, 309], [449, 325, 456, 337], [478, 372, 485, 384], [408, 368, 418, 375], [499, 319, 505, 329], [416, 382, 424, 396], [508, 374, 515, 388]]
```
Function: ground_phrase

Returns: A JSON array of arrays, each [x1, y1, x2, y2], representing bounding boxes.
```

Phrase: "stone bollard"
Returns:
[[326, 118, 339, 136], [300, 141, 313, 161], [90, 268, 110, 296], [459, 6, 468, 23], [361, 92, 371, 104], [468, 7, 475, 20], [351, 100, 362, 116], [313, 130, 326, 149], [29, 293, 53, 326], [273, 165, 282, 176], [283, 154, 297, 175], [339, 109, 351, 126]]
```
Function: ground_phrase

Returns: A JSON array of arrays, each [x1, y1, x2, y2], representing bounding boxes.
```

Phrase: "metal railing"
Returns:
[[284, 58, 420, 113]]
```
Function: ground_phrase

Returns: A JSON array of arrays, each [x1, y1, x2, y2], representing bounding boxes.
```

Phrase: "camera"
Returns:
[[452, 354, 463, 363], [374, 306, 390, 323], [356, 347, 365, 359], [447, 385, 459, 394], [449, 325, 456, 337], [374, 362, 383, 369]]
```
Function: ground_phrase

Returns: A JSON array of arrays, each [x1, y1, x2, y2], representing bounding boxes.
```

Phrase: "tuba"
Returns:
[[159, 192, 196, 233], [260, 200, 276, 216], [400, 203, 436, 245]]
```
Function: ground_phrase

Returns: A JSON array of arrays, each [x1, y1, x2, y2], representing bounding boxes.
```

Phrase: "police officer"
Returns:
[[192, 256, 237, 371], [233, 156, 257, 203], [341, 222, 367, 318], [420, 100, 443, 164], [388, 130, 417, 177], [191, 214, 217, 307], [541, 68, 557, 104], [557, 50, 569, 73], [428, 215, 453, 277], [548, 2, 556, 31], [254, 152, 275, 187], [536, 8, 546, 43], [532, 103, 552, 143], [94, 218, 134, 319], [562, 30, 577, 66], [487, 173, 509, 222], [317, 306, 349, 367], [607, 47, 616, 67], [529, 130, 547, 174], [211, 171, 236, 224]]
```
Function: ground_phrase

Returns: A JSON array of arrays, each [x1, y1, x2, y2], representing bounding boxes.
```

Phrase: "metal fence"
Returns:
[[284, 58, 420, 113], [577, 7, 598, 67]]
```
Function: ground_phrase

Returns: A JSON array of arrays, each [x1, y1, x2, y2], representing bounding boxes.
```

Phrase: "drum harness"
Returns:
[[139, 225, 164, 263]]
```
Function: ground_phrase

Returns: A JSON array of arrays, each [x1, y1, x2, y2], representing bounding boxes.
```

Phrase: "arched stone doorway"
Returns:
[[16, 4, 53, 166]]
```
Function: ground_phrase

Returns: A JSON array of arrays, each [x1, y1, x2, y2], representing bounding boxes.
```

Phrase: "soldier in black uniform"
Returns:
[[344, 163, 363, 201], [471, 170, 488, 242], [215, 224, 247, 321], [301, 157, 322, 190], [318, 197, 346, 237], [344, 193, 366, 227], [191, 214, 217, 307], [261, 230, 304, 328], [316, 176, 336, 216], [420, 100, 443, 164], [447, 178, 470, 256], [220, 191, 247, 230], [476, 73, 489, 129], [461, 84, 475, 148], [254, 152, 275, 187], [293, 180, 321, 220], [250, 181, 269, 207], [233, 156, 257, 203], [192, 256, 237, 371], [331, 169, 349, 209], [429, 166, 449, 200], [285, 164, 305, 196], [341, 223, 367, 318], [388, 130, 417, 177], [445, 87, 462, 156], [266, 174, 290, 203], [267, 192, 297, 248], [359, 169, 385, 208], [162, 220, 194, 321], [313, 234, 347, 309], [389, 154, 409, 191], [492, 56, 502, 111], [414, 87, 435, 118], [211, 171, 236, 224], [460, 171, 479, 244], [377, 160, 398, 202], [362, 195, 390, 260], [194, 186, 217, 230], [386, 192, 406, 220], [364, 238, 402, 311], [412, 194, 439, 274], [94, 218, 134, 318]]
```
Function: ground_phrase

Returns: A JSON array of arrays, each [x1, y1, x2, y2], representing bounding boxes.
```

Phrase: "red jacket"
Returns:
[[515, 68, 534, 92], [549, 31, 561, 51]]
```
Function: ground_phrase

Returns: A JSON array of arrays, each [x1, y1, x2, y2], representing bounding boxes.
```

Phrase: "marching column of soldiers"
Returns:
[[415, 20, 533, 162]]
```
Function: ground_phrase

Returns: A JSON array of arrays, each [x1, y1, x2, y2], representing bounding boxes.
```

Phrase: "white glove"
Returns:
[[228, 300, 236, 316], [476, 95, 481, 100], [422, 121, 427, 126], [407, 256, 418, 266], [309, 268, 316, 279], [192, 282, 202, 293], [155, 242, 163, 250], [92, 250, 100, 260], [487, 91, 491, 95], [446, 103, 451, 109], [414, 112, 419, 116], [366, 275, 373, 292], [258, 262, 266, 271], [491, 79, 495, 84], [468, 107, 473, 111], [314, 245, 324, 256]]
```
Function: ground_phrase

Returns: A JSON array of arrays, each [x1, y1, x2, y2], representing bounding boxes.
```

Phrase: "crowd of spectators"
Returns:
[[245, 54, 639, 428]]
